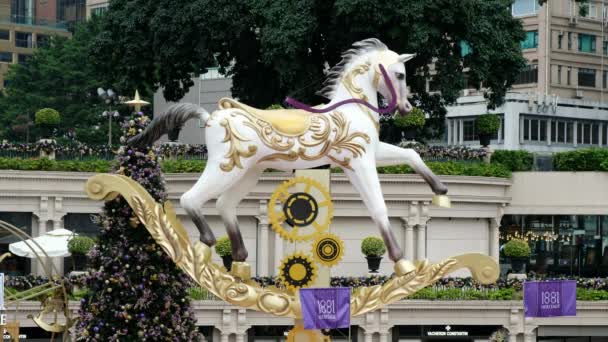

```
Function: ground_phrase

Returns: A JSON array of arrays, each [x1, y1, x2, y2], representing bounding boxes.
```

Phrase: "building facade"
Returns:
[[445, 0, 608, 153], [0, 170, 607, 341]]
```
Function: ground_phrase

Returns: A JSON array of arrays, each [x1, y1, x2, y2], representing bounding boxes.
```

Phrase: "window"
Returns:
[[557, 65, 562, 84], [17, 54, 29, 65], [568, 32, 573, 50], [0, 51, 12, 63], [15, 32, 32, 48], [604, 41, 608, 55], [567, 67, 571, 85], [604, 70, 607, 88], [459, 41, 472, 57], [604, 125, 608, 145], [578, 68, 596, 87], [576, 121, 605, 145], [551, 121, 573, 144], [37, 34, 50, 48], [0, 30, 9, 40], [588, 4, 598, 18], [463, 120, 477, 141], [521, 31, 539, 49], [512, 0, 539, 16], [91, 6, 107, 16], [514, 64, 538, 84], [578, 34, 596, 53], [523, 116, 548, 142], [558, 32, 563, 49]]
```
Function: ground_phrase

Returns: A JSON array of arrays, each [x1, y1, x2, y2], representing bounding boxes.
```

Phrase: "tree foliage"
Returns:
[[0, 19, 115, 143], [91, 0, 527, 139]]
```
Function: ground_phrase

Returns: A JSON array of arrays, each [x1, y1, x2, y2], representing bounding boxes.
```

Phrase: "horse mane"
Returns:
[[317, 38, 388, 100]]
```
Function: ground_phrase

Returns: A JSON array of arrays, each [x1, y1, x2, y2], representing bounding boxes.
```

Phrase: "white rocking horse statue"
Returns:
[[129, 38, 449, 268]]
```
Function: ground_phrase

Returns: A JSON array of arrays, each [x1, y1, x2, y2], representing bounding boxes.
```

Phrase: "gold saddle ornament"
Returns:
[[85, 174, 499, 319], [219, 98, 317, 136]]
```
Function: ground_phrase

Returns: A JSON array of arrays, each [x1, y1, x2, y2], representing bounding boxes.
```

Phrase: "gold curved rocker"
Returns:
[[85, 174, 499, 318]]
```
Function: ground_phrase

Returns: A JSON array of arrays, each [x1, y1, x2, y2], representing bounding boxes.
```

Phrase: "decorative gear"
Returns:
[[269, 177, 333, 242], [279, 253, 317, 291], [312, 233, 345, 267]]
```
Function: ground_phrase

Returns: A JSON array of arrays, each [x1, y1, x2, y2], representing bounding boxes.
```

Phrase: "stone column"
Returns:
[[364, 332, 373, 342], [220, 333, 229, 342], [51, 216, 65, 275], [257, 200, 269, 276], [405, 224, 415, 261], [235, 332, 245, 342], [489, 219, 500, 261], [380, 332, 389, 342], [36, 215, 48, 276], [416, 224, 426, 261]]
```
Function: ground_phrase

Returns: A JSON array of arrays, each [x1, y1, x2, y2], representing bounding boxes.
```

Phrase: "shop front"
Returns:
[[500, 215, 608, 276], [392, 325, 503, 342]]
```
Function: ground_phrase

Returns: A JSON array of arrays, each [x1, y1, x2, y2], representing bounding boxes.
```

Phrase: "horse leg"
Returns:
[[180, 164, 246, 246], [345, 159, 404, 262], [216, 167, 263, 262], [375, 142, 448, 195]]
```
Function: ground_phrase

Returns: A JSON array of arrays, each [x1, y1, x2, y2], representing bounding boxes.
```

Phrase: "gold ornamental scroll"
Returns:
[[85, 174, 499, 318]]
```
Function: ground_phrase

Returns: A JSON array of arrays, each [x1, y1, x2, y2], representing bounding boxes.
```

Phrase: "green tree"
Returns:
[[0, 18, 114, 143], [91, 0, 527, 138]]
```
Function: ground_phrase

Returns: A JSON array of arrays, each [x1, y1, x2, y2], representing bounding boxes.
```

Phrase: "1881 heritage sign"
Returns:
[[524, 280, 576, 318]]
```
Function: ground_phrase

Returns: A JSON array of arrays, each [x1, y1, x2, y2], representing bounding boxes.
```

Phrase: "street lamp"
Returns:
[[97, 88, 119, 146]]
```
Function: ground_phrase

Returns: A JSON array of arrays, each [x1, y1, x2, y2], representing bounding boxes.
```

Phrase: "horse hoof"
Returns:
[[432, 195, 451, 208], [230, 262, 251, 280]]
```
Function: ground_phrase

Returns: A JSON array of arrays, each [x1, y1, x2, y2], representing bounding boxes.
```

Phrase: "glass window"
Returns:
[[568, 32, 573, 50], [524, 119, 530, 140], [0, 30, 9, 40], [557, 65, 562, 84], [577, 123, 583, 144], [540, 120, 547, 141], [460, 41, 471, 57], [558, 32, 563, 49], [567, 122, 574, 143], [512, 0, 539, 16], [578, 34, 596, 53], [592, 123, 599, 144], [37, 34, 50, 48], [559, 121, 565, 142], [521, 31, 539, 49], [514, 64, 538, 84], [584, 123, 591, 144], [604, 70, 608, 89], [463, 120, 477, 141], [15, 31, 32, 48], [91, 6, 107, 17], [578, 68, 596, 87], [0, 51, 12, 63], [567, 67, 572, 85], [17, 54, 29, 65], [604, 41, 608, 55], [531, 119, 539, 141]]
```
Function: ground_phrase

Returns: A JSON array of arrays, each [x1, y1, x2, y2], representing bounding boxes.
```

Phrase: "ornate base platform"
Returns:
[[86, 174, 499, 319]]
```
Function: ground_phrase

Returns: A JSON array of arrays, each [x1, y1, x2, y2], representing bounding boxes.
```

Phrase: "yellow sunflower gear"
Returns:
[[278, 253, 317, 292], [268, 177, 333, 242], [312, 233, 345, 267]]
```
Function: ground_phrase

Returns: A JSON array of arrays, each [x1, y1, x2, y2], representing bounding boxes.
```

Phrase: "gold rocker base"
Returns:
[[86, 174, 499, 318]]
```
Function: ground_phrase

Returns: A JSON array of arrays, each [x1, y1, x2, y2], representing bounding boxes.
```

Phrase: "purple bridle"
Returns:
[[284, 64, 397, 114]]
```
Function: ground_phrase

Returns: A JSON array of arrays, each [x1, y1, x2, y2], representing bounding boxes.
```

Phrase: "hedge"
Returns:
[[491, 150, 534, 171], [0, 158, 512, 178], [553, 148, 608, 171]]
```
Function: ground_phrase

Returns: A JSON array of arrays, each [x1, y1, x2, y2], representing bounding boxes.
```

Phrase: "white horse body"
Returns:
[[130, 38, 448, 265]]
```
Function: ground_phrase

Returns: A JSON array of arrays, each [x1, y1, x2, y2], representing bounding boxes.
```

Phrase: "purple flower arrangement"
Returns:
[[75, 111, 201, 341]]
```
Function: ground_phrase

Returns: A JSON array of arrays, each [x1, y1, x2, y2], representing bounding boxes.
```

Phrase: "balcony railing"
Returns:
[[0, 15, 69, 30]]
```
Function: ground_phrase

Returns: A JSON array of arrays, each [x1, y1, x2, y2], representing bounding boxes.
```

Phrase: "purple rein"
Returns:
[[284, 64, 397, 114]]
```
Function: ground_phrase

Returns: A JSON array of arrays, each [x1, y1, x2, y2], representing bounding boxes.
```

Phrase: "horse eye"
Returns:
[[396, 73, 405, 80]]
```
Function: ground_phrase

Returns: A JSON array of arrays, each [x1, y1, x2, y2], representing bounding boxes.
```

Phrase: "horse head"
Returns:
[[370, 49, 415, 115]]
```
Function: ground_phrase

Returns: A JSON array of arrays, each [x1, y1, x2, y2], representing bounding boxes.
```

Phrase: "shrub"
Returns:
[[215, 236, 232, 257], [503, 239, 531, 258], [361, 237, 386, 257], [553, 148, 608, 171], [35, 108, 61, 126], [161, 159, 206, 173], [394, 108, 426, 128], [68, 236, 95, 255], [491, 150, 534, 171], [475, 114, 501, 135]]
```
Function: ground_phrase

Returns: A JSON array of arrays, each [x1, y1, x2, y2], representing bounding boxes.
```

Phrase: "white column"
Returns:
[[364, 332, 373, 342], [235, 332, 245, 342], [273, 230, 283, 276], [524, 332, 536, 342], [257, 200, 269, 276], [547, 118, 552, 146], [36, 216, 48, 276], [599, 123, 603, 147], [220, 333, 229, 342], [416, 224, 426, 260], [458, 119, 464, 145], [51, 217, 64, 275], [405, 224, 415, 261], [379, 332, 389, 342], [573, 121, 578, 146], [489, 219, 500, 261], [447, 120, 451, 145]]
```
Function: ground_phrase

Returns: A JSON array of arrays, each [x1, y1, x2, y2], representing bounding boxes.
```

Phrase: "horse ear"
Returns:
[[398, 54, 416, 63]]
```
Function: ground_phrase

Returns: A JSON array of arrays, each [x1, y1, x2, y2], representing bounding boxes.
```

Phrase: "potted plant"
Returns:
[[35, 108, 61, 139], [394, 107, 426, 140], [475, 114, 500, 147], [215, 236, 233, 271], [503, 239, 531, 273], [67, 236, 95, 272], [361, 236, 386, 273]]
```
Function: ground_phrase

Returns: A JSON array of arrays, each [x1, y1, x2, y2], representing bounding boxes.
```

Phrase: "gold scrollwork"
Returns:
[[219, 118, 258, 172], [85, 174, 500, 319]]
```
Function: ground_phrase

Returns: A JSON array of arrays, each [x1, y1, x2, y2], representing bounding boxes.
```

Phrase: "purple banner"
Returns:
[[524, 280, 576, 317], [300, 288, 350, 330]]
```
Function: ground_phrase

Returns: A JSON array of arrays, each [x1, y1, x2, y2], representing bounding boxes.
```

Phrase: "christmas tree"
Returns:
[[77, 110, 202, 341]]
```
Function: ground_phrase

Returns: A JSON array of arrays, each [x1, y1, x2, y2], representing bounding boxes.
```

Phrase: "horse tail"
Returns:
[[128, 103, 210, 147]]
